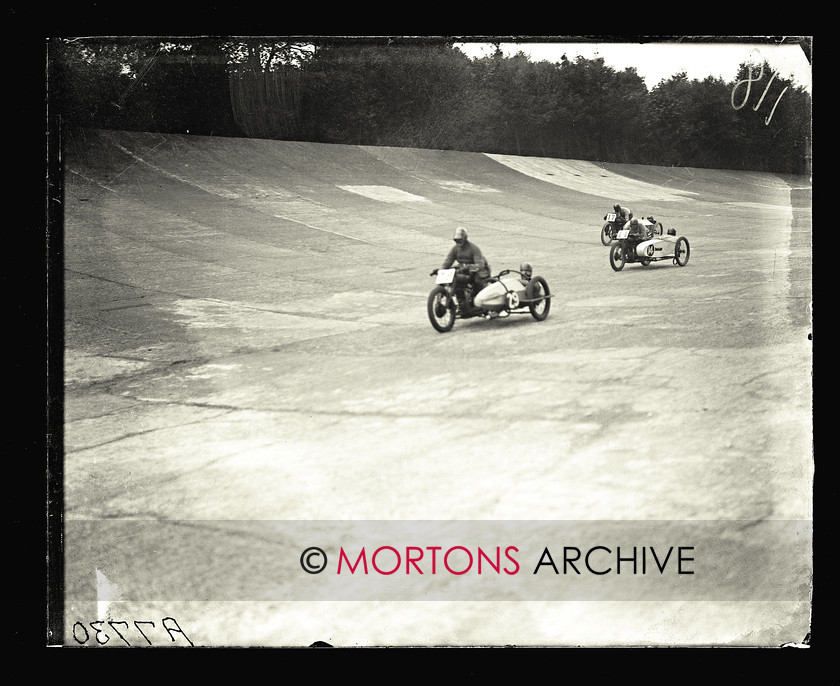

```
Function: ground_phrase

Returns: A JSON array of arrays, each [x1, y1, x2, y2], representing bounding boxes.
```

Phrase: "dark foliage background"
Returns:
[[48, 37, 812, 175]]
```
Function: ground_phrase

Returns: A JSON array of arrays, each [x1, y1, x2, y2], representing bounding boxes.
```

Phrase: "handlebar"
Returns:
[[431, 264, 482, 277]]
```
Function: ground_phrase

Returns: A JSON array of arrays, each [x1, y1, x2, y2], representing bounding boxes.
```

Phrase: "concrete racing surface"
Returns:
[[61, 129, 812, 647]]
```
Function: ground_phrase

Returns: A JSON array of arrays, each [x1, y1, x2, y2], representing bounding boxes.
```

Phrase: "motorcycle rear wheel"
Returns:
[[427, 286, 456, 332]]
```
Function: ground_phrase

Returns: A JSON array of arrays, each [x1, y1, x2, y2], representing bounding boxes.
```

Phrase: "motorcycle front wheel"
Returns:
[[427, 286, 456, 332], [609, 243, 627, 271], [600, 222, 614, 245]]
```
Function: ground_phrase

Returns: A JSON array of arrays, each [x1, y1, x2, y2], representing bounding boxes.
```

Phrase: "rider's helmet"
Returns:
[[613, 203, 621, 212], [520, 262, 533, 280], [453, 227, 468, 244]]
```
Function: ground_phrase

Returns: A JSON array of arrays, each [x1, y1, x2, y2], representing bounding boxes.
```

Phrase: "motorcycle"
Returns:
[[601, 212, 665, 246], [600, 211, 625, 245], [427, 265, 551, 333], [608, 220, 690, 271]]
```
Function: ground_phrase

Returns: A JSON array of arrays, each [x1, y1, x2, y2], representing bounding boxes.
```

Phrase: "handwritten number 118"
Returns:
[[731, 64, 789, 125]]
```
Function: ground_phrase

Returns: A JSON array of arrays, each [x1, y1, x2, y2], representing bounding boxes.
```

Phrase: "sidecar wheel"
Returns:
[[609, 243, 626, 271], [675, 237, 690, 266], [600, 222, 613, 245], [526, 276, 551, 321], [427, 286, 455, 333]]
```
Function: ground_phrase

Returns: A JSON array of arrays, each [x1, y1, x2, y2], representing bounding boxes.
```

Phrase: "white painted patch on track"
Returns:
[[486, 154, 698, 202], [339, 185, 428, 203], [434, 180, 500, 194]]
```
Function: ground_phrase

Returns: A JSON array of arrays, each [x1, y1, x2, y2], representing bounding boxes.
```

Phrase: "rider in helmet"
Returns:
[[439, 227, 491, 299], [519, 262, 533, 286], [613, 203, 632, 223], [625, 217, 651, 239]]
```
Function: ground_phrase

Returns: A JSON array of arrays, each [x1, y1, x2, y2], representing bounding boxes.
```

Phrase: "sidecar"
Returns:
[[427, 267, 551, 333], [608, 221, 690, 271]]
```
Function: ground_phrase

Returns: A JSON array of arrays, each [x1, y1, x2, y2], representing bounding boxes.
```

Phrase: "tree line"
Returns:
[[49, 37, 812, 175]]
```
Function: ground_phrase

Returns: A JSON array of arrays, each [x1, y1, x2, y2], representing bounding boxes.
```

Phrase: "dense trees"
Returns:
[[48, 38, 811, 175], [50, 38, 239, 136]]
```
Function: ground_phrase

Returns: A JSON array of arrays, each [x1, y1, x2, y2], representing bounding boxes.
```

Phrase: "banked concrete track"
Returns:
[[61, 129, 812, 647]]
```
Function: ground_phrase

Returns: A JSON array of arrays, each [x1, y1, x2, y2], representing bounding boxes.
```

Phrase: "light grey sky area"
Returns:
[[454, 38, 812, 91]]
